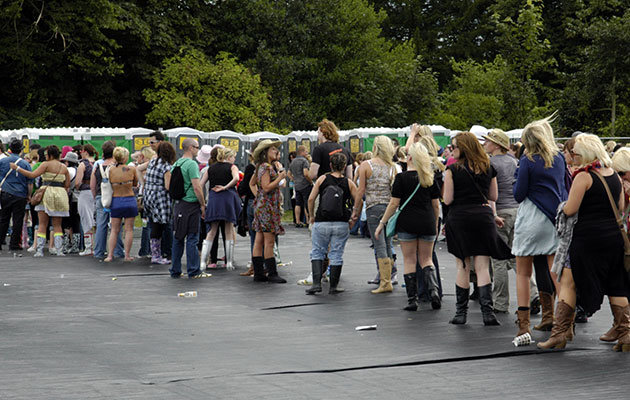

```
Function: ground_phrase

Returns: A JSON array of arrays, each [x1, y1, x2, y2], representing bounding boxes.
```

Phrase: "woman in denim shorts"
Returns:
[[375, 143, 441, 311]]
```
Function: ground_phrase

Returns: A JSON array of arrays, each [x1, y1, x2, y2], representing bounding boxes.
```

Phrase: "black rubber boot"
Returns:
[[306, 260, 323, 295], [450, 285, 469, 324], [265, 258, 286, 283], [479, 283, 500, 326], [423, 266, 441, 310], [403, 273, 418, 311], [328, 265, 344, 294], [252, 256, 267, 282]]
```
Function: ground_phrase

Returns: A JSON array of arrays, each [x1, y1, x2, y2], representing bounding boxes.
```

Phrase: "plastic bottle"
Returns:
[[178, 291, 198, 298]]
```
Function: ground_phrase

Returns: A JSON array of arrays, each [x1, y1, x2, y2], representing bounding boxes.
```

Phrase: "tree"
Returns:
[[144, 49, 275, 133]]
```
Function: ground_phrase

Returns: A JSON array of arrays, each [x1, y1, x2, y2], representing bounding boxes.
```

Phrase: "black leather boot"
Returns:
[[306, 260, 323, 295], [479, 283, 500, 326], [252, 256, 267, 282], [403, 273, 418, 311], [423, 266, 441, 310], [328, 265, 344, 294], [450, 285, 469, 324], [265, 258, 286, 283]]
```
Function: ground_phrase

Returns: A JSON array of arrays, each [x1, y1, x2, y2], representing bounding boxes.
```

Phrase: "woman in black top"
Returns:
[[305, 152, 360, 295], [540, 134, 630, 351], [375, 142, 441, 311], [443, 132, 511, 326], [199, 148, 241, 271], [237, 142, 259, 276]]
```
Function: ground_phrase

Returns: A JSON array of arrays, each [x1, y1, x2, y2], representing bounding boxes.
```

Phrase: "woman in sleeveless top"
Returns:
[[11, 145, 70, 257], [540, 134, 630, 351], [61, 151, 81, 254], [199, 147, 241, 271], [354, 135, 398, 294], [104, 147, 138, 262], [76, 144, 96, 255]]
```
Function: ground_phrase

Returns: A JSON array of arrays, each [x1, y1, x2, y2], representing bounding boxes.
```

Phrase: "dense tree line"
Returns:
[[1, 0, 628, 136]]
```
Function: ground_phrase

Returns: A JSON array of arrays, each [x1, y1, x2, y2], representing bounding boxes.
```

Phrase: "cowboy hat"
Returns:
[[252, 139, 282, 161]]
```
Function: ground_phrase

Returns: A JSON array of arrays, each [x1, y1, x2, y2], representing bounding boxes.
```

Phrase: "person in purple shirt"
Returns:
[[512, 117, 568, 340]]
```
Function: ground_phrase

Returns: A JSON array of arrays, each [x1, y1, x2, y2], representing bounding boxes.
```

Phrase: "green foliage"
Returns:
[[144, 50, 275, 133]]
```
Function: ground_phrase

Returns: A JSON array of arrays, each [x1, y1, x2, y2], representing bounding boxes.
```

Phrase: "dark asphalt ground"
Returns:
[[1, 226, 629, 399]]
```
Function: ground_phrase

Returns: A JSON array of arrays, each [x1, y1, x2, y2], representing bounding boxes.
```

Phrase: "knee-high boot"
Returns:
[[265, 257, 286, 283], [225, 240, 235, 271], [423, 266, 441, 310], [479, 284, 500, 325], [252, 256, 267, 282], [34, 234, 46, 258], [450, 285, 469, 324], [538, 300, 575, 349], [199, 239, 212, 271], [329, 265, 344, 294], [534, 292, 554, 331], [305, 260, 323, 295], [53, 233, 65, 257], [79, 232, 93, 256], [371, 258, 393, 294], [403, 273, 418, 311]]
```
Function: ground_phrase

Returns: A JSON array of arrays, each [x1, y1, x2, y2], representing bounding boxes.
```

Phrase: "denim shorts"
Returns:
[[397, 231, 436, 242], [110, 196, 139, 219]]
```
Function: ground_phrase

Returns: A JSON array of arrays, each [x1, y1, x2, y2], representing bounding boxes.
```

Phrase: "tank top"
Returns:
[[208, 162, 234, 188], [573, 171, 621, 237], [79, 159, 93, 191], [365, 160, 393, 208]]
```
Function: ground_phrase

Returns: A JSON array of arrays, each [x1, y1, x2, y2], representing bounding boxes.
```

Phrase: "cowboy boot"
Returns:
[[328, 265, 344, 294], [252, 256, 267, 282], [403, 273, 418, 311], [240, 264, 254, 276], [516, 309, 531, 337], [600, 303, 624, 342], [371, 258, 393, 294], [479, 284, 500, 326], [423, 266, 441, 310], [265, 258, 286, 283], [534, 292, 554, 331], [450, 285, 469, 324], [566, 309, 576, 341], [613, 304, 630, 352], [199, 239, 211, 271], [305, 260, 323, 295], [537, 300, 575, 349]]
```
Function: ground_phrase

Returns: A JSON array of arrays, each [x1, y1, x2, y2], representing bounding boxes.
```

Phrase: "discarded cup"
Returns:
[[112, 277, 117, 281], [512, 332, 534, 347], [178, 291, 197, 298], [3, 283, 10, 287], [355, 325, 377, 331]]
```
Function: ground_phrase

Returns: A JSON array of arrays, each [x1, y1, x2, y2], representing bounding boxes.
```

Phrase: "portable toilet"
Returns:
[[205, 130, 244, 168], [163, 127, 204, 157], [129, 127, 156, 153], [82, 127, 133, 156], [23, 127, 83, 152]]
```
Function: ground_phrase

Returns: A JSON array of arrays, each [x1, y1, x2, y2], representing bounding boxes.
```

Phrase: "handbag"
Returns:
[[99, 163, 113, 208], [386, 182, 421, 237], [0, 169, 12, 210], [593, 171, 630, 274], [30, 170, 61, 207]]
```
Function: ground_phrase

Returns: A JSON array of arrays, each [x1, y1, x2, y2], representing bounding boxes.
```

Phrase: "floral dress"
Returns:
[[252, 163, 284, 235], [144, 158, 172, 224]]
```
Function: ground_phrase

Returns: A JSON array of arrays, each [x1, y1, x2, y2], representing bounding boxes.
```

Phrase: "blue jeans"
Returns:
[[170, 233, 200, 277], [310, 221, 350, 265], [94, 195, 124, 259], [366, 204, 392, 260], [138, 223, 151, 257], [247, 199, 255, 252]]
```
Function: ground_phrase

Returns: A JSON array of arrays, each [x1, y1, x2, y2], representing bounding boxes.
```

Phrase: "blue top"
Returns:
[[513, 153, 568, 222], [0, 154, 33, 198]]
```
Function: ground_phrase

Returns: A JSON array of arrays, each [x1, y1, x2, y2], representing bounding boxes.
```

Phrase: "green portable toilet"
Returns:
[[164, 127, 204, 158], [23, 127, 83, 152], [82, 128, 133, 157]]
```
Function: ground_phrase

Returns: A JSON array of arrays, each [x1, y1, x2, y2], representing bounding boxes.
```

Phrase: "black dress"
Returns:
[[569, 171, 630, 314], [445, 163, 512, 260]]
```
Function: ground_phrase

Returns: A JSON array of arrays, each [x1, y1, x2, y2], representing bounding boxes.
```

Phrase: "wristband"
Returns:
[[379, 220, 386, 226]]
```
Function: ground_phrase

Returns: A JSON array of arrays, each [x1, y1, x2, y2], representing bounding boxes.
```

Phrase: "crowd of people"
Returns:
[[1, 117, 629, 352]]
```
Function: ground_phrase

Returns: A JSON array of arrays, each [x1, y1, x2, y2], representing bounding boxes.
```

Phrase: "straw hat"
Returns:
[[482, 129, 510, 151], [252, 139, 282, 161], [196, 145, 213, 164]]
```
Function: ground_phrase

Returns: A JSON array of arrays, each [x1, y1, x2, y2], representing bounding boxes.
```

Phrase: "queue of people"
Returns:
[[1, 118, 630, 353]]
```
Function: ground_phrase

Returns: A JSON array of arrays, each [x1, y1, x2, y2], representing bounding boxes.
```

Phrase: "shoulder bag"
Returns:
[[31, 169, 61, 207], [99, 163, 113, 208], [593, 171, 630, 274], [386, 181, 421, 237]]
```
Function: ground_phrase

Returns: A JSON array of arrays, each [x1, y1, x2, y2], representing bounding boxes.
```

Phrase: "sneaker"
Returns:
[[27, 245, 36, 253], [297, 272, 313, 286]]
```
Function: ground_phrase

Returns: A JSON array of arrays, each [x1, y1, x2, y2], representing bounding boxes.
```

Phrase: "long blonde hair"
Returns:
[[521, 116, 558, 168], [418, 135, 446, 172], [408, 142, 434, 188], [372, 135, 395, 167]]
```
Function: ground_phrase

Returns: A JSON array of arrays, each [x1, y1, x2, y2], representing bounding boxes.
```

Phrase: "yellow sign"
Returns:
[[301, 139, 311, 153], [178, 136, 198, 150], [22, 138, 30, 153], [350, 138, 360, 154], [134, 137, 151, 151], [220, 138, 240, 153], [288, 139, 297, 153]]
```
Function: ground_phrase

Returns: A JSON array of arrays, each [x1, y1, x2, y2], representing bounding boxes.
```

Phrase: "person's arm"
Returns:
[[513, 158, 529, 203], [347, 178, 359, 228], [191, 177, 206, 217], [307, 175, 326, 224], [373, 196, 402, 240], [249, 170, 258, 197], [136, 160, 150, 173], [345, 164, 353, 181], [309, 163, 320, 180], [443, 169, 454, 205], [12, 161, 46, 179], [303, 167, 313, 184], [404, 123, 419, 153], [131, 166, 138, 188], [164, 170, 171, 190], [260, 165, 287, 193], [199, 169, 208, 190], [213, 165, 240, 192], [75, 162, 85, 188], [431, 198, 440, 233], [27, 183, 33, 202], [563, 172, 590, 216], [488, 177, 498, 202], [90, 164, 98, 198], [64, 167, 70, 190]]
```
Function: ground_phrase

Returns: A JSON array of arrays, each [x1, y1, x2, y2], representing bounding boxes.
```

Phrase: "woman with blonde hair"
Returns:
[[200, 147, 241, 271], [444, 132, 511, 325], [374, 142, 441, 310], [539, 134, 630, 351], [353, 135, 398, 294], [512, 117, 568, 339]]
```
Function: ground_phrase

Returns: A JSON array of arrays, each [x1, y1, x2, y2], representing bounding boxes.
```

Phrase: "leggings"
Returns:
[[533, 255, 555, 294], [62, 201, 81, 232], [210, 221, 226, 263]]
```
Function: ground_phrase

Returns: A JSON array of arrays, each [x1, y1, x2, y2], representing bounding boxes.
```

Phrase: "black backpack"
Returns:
[[169, 162, 187, 200], [319, 175, 346, 220]]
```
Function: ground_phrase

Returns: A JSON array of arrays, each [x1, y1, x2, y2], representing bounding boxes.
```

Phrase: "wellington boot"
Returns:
[[371, 258, 393, 294], [516, 309, 531, 337], [612, 305, 630, 352], [450, 285, 469, 325], [306, 260, 323, 295], [199, 240, 212, 271], [537, 300, 574, 350], [534, 292, 554, 331], [79, 232, 93, 256], [600, 304, 624, 342], [225, 240, 235, 271], [328, 265, 344, 294], [479, 284, 500, 326], [252, 256, 267, 282], [265, 258, 286, 283], [34, 235, 46, 258], [403, 273, 418, 311]]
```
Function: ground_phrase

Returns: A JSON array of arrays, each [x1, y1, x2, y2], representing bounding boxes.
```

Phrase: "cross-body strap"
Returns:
[[398, 181, 421, 212], [0, 169, 11, 189], [592, 170, 624, 229], [462, 165, 489, 203]]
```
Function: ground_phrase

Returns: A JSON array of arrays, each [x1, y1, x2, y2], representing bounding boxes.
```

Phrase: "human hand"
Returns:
[[212, 185, 225, 192], [374, 223, 383, 240], [9, 162, 17, 170], [494, 215, 504, 228]]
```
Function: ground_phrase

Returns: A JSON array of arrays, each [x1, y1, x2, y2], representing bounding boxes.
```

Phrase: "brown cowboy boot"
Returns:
[[566, 309, 576, 342], [534, 292, 554, 331], [537, 300, 574, 350], [371, 258, 393, 294], [600, 303, 624, 342], [612, 304, 630, 352], [516, 309, 531, 337]]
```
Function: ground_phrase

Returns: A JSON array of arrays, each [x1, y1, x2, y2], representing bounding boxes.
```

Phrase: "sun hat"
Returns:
[[482, 129, 510, 151], [252, 139, 282, 161], [196, 145, 213, 164], [61, 151, 79, 164]]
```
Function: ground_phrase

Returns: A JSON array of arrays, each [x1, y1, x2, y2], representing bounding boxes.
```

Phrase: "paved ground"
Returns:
[[1, 227, 629, 399]]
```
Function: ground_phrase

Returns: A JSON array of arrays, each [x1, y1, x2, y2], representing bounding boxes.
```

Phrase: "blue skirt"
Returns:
[[512, 198, 558, 256], [205, 189, 241, 225], [110, 196, 139, 219]]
